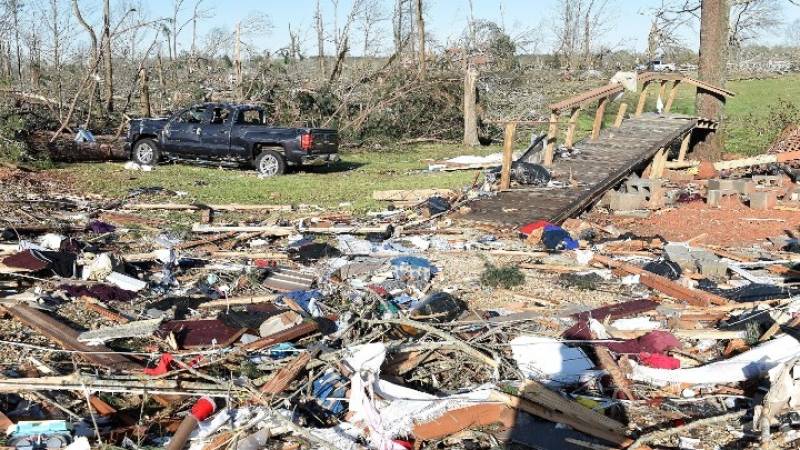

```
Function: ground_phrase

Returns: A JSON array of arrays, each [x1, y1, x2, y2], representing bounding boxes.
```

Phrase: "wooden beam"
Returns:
[[591, 97, 608, 141], [544, 112, 559, 167], [635, 81, 650, 117], [657, 80, 668, 102], [613, 103, 627, 128], [665, 80, 680, 113], [548, 83, 624, 112], [565, 107, 580, 148], [499, 122, 516, 190], [677, 133, 691, 162]]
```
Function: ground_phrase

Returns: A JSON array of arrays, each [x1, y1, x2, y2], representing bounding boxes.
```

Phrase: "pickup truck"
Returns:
[[125, 103, 339, 177]]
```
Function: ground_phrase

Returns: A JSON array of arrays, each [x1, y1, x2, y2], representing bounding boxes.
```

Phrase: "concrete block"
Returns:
[[608, 192, 646, 211], [707, 179, 735, 191], [664, 243, 694, 271], [750, 190, 777, 210], [696, 258, 728, 279], [787, 186, 800, 202], [706, 189, 737, 208], [731, 179, 755, 195], [753, 175, 782, 188], [626, 179, 665, 209]]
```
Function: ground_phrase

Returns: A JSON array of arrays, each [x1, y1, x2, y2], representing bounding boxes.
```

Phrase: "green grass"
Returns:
[[55, 143, 500, 211], [567, 75, 800, 156], [50, 76, 800, 210]]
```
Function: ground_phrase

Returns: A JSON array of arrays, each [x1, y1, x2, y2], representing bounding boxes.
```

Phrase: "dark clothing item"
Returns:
[[643, 259, 682, 280], [3, 250, 77, 277], [60, 283, 137, 302], [88, 220, 116, 233]]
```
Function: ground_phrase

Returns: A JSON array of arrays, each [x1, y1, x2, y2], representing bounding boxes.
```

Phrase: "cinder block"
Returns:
[[664, 243, 695, 271], [731, 179, 755, 195], [626, 179, 665, 209], [608, 192, 646, 211], [706, 189, 737, 208], [753, 175, 782, 188], [707, 179, 735, 191], [750, 190, 777, 210], [696, 258, 728, 279], [787, 185, 800, 202]]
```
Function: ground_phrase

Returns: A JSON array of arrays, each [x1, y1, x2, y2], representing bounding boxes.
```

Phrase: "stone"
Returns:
[[695, 258, 729, 279], [753, 175, 782, 188], [626, 179, 665, 209], [707, 179, 735, 191], [706, 189, 737, 208], [750, 190, 777, 210], [731, 179, 755, 195], [608, 192, 646, 211], [664, 243, 695, 272]]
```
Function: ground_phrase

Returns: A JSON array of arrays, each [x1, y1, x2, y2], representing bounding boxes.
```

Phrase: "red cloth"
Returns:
[[144, 353, 174, 376], [518, 220, 553, 236], [639, 352, 680, 369], [606, 331, 681, 354], [190, 397, 216, 420]]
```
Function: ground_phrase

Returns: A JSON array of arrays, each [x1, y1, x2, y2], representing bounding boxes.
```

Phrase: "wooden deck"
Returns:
[[460, 113, 697, 228]]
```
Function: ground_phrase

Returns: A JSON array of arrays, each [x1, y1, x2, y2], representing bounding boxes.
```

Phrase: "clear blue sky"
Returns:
[[139, 0, 800, 56]]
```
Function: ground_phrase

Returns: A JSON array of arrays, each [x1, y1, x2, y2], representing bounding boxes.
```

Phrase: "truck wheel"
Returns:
[[255, 150, 286, 177], [132, 139, 160, 166]]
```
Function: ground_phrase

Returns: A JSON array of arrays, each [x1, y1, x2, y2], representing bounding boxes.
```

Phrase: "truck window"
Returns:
[[210, 107, 231, 125], [176, 107, 207, 124], [237, 109, 264, 125]]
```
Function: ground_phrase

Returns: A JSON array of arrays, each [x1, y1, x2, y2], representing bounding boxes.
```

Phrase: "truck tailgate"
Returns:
[[310, 129, 338, 154]]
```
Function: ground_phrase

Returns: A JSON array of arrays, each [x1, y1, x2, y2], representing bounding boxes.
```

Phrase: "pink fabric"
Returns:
[[639, 352, 680, 369]]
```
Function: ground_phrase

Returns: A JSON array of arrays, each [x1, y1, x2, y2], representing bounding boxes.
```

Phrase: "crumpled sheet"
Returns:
[[333, 343, 499, 450], [630, 334, 800, 386]]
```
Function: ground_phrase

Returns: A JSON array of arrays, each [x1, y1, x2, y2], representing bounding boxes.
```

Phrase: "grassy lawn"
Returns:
[[55, 143, 500, 212], [573, 75, 800, 156], [51, 75, 800, 210]]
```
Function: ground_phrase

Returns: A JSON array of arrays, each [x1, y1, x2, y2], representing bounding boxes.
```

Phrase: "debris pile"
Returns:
[[3, 154, 800, 450]]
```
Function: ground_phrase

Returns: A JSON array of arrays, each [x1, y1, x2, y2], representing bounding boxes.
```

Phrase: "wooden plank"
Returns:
[[591, 97, 608, 140], [665, 80, 680, 112], [613, 103, 627, 128], [544, 112, 559, 167], [500, 122, 516, 190], [2, 305, 140, 370], [677, 133, 691, 162], [565, 107, 581, 147], [635, 81, 650, 116]]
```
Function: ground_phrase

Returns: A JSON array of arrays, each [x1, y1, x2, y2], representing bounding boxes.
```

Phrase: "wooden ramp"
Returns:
[[460, 113, 697, 228]]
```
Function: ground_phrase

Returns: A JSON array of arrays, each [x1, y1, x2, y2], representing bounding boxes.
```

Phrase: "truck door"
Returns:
[[200, 106, 235, 159], [162, 106, 206, 156], [230, 108, 264, 159]]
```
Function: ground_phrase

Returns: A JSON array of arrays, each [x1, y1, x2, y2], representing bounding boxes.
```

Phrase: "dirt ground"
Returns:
[[590, 198, 800, 247]]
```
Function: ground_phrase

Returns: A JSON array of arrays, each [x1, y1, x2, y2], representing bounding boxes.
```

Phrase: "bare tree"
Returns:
[[415, 0, 425, 77], [315, 0, 325, 72], [553, 0, 613, 70]]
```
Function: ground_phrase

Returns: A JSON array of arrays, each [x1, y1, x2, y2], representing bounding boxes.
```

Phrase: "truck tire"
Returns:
[[255, 149, 286, 177], [132, 138, 160, 166]]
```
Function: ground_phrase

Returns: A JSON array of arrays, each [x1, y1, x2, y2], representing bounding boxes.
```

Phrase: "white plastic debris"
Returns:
[[124, 161, 153, 171], [38, 233, 65, 250], [611, 317, 660, 331], [64, 437, 91, 450], [106, 271, 147, 291], [575, 249, 594, 266], [630, 334, 800, 386], [510, 335, 598, 386], [82, 253, 113, 281]]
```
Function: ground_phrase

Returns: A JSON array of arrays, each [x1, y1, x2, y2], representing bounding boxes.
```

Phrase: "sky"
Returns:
[[137, 0, 800, 56]]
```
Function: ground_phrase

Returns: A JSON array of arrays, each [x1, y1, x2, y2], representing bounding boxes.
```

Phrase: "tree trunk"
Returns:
[[463, 67, 479, 147], [101, 0, 113, 113], [139, 68, 151, 117], [415, 0, 426, 78], [234, 22, 242, 102], [12, 0, 22, 82], [695, 0, 730, 161], [393, 0, 403, 54], [315, 0, 325, 74]]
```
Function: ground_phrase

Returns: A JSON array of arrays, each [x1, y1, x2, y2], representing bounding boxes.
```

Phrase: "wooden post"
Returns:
[[635, 81, 650, 117], [613, 102, 628, 128], [677, 132, 691, 162], [658, 80, 668, 102], [544, 112, 559, 167], [649, 148, 665, 180], [591, 97, 608, 140], [565, 107, 580, 148], [499, 122, 517, 190], [665, 80, 680, 113], [139, 68, 151, 118]]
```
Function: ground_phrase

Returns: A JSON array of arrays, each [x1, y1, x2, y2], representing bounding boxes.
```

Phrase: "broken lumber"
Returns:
[[198, 295, 279, 309], [592, 254, 728, 307], [260, 347, 320, 394], [372, 189, 455, 202], [191, 224, 294, 235], [124, 203, 293, 212], [2, 304, 140, 369]]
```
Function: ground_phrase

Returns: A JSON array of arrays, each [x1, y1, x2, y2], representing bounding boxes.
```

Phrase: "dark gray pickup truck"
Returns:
[[125, 103, 339, 176]]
